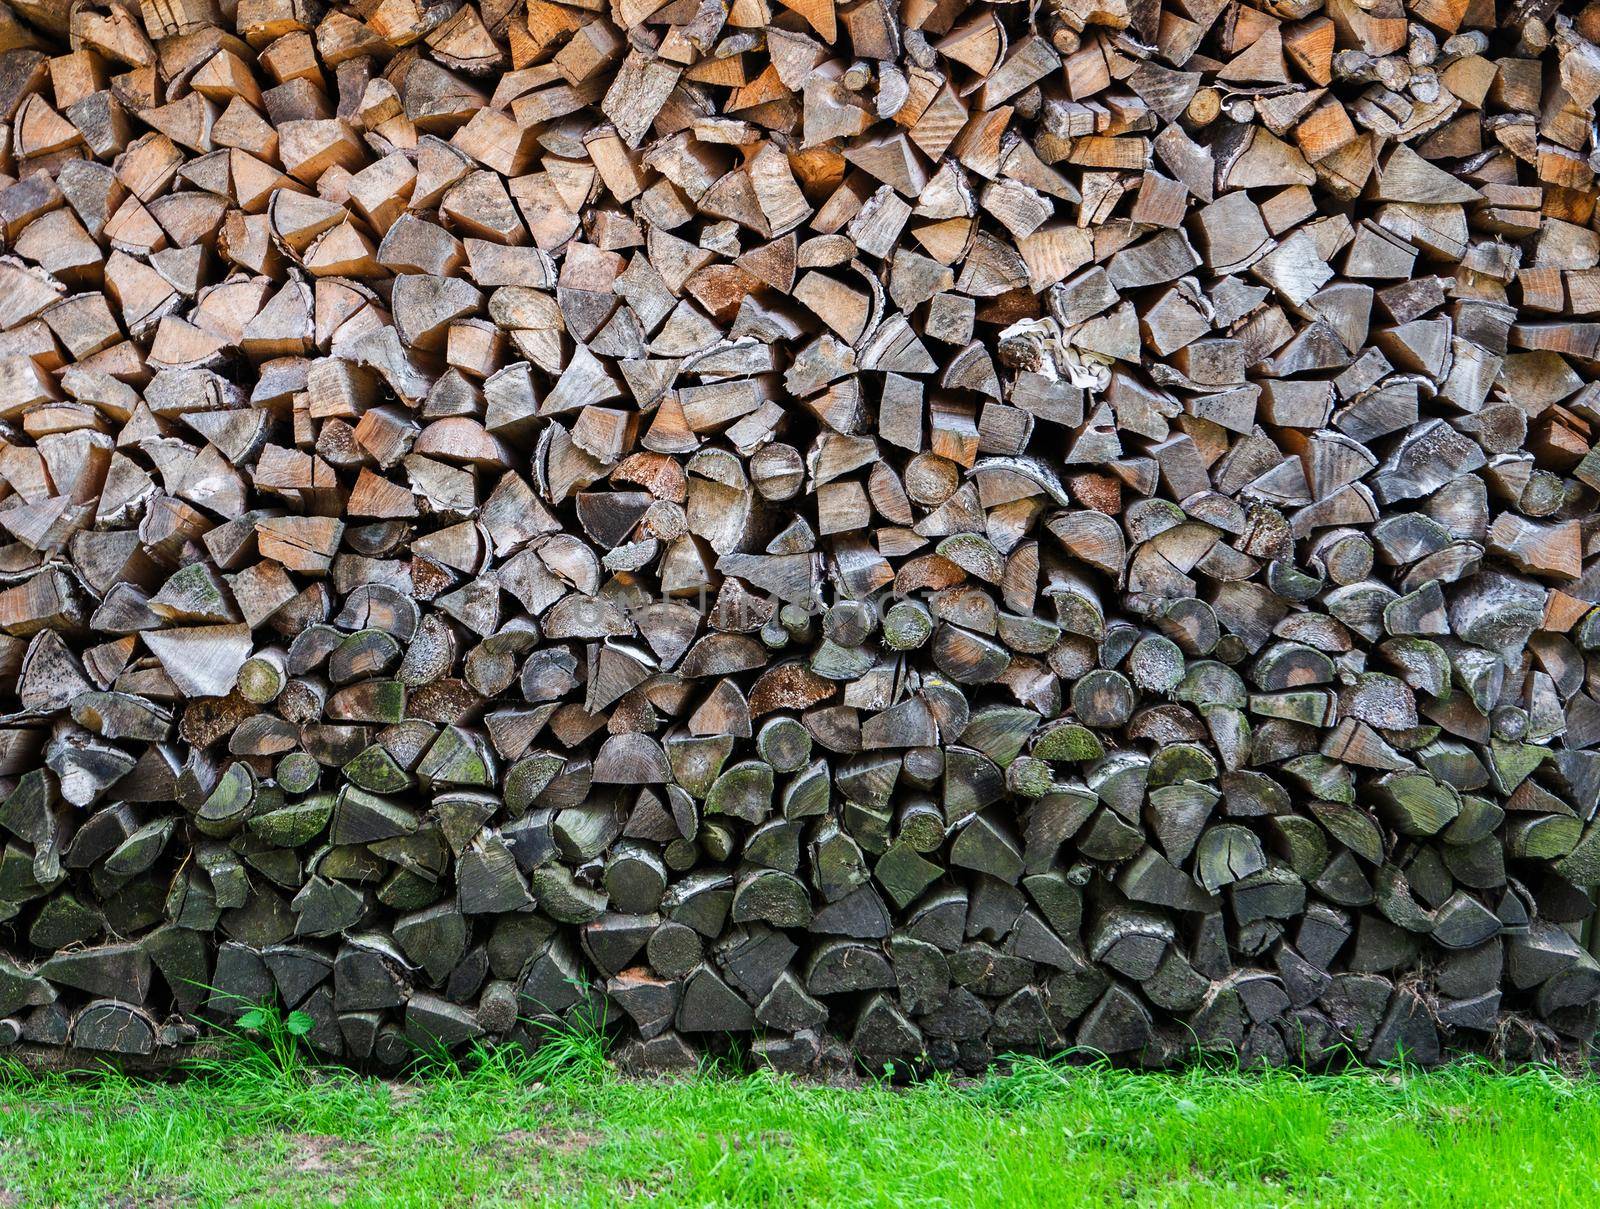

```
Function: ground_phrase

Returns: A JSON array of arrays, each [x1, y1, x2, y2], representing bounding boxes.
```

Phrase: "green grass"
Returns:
[[1, 1036, 1597, 1207]]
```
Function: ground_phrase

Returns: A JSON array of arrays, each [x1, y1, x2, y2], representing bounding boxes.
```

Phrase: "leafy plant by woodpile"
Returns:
[[0, 0, 1597, 1076]]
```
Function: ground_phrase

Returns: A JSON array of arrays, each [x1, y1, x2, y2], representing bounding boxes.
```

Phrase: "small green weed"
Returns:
[[178, 994, 321, 1088]]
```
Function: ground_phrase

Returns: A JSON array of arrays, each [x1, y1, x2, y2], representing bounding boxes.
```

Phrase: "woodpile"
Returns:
[[0, 0, 1597, 1075]]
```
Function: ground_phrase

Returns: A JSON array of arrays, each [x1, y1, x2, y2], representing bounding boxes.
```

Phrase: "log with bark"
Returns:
[[0, 0, 1597, 1076]]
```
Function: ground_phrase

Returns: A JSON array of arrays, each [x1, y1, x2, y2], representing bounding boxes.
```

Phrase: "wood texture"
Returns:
[[0, 0, 1594, 1074]]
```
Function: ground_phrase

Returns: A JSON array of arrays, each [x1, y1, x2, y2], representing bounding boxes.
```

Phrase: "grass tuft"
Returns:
[[518, 995, 614, 1087], [402, 985, 614, 1095]]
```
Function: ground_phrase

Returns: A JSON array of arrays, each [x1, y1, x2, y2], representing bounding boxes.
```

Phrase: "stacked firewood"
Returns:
[[0, 0, 1597, 1074]]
